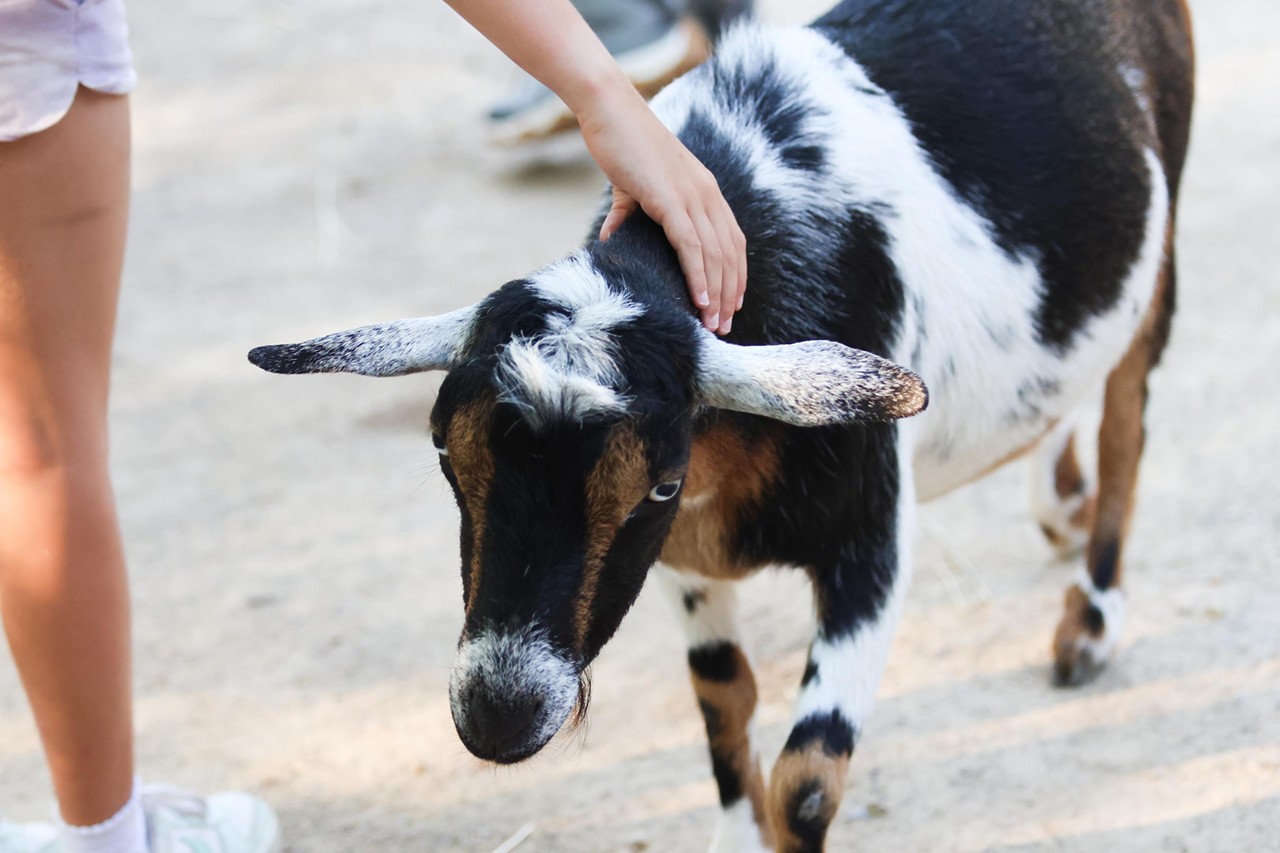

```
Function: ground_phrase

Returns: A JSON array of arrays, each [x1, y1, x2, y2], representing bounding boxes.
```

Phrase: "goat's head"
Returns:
[[249, 255, 926, 763]]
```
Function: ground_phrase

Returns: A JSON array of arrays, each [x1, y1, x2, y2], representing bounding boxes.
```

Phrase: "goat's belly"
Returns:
[[908, 270, 1163, 503], [912, 404, 1075, 502]]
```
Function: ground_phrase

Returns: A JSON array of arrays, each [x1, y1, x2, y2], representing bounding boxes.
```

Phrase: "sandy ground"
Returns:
[[2, 0, 1278, 850]]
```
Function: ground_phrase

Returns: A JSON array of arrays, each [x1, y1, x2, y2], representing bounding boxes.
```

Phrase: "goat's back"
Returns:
[[645, 0, 1189, 497]]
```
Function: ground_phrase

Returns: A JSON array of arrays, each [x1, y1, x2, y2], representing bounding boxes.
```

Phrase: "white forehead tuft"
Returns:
[[497, 254, 642, 427], [497, 340, 629, 425]]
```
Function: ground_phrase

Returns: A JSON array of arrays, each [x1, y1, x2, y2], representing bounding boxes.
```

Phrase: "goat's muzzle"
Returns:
[[448, 628, 579, 764]]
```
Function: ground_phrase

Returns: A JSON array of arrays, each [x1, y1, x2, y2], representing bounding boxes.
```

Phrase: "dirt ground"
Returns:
[[2, 0, 1277, 850]]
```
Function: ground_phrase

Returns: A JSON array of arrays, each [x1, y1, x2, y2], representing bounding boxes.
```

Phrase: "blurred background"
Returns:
[[1, 0, 1277, 850]]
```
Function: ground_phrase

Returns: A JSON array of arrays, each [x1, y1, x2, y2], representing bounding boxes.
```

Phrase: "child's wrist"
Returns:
[[563, 63, 640, 126]]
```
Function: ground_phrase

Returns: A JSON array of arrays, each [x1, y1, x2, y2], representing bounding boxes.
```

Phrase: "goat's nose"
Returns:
[[459, 688, 545, 764]]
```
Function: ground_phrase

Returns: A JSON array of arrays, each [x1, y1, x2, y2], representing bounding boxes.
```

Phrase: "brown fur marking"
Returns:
[[1043, 432, 1097, 544], [576, 426, 651, 649], [691, 646, 772, 847], [447, 398, 496, 621], [661, 424, 780, 580], [767, 745, 850, 853], [1085, 230, 1174, 590]]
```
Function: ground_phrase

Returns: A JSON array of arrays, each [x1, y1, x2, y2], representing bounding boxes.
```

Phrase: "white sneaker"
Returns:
[[142, 786, 280, 853], [0, 819, 60, 853], [2, 787, 278, 853]]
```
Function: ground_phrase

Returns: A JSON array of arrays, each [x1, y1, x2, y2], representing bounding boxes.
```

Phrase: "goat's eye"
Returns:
[[647, 479, 682, 503], [432, 434, 449, 457]]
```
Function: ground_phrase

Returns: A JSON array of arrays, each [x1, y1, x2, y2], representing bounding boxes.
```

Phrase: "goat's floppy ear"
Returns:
[[248, 305, 478, 377], [698, 334, 928, 426]]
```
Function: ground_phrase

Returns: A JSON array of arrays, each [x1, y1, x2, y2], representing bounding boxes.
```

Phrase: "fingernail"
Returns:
[[722, 316, 733, 335], [696, 291, 710, 307], [736, 294, 744, 310], [703, 314, 717, 331]]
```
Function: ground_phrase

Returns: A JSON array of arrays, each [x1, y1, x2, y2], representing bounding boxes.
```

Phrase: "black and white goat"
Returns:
[[250, 0, 1193, 849]]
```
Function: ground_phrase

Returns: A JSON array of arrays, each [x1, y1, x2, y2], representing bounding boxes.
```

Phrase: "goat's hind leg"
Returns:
[[1053, 251, 1175, 685], [1031, 415, 1097, 559], [658, 568, 772, 852]]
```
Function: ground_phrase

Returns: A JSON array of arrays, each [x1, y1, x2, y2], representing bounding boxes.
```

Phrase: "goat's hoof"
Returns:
[[1051, 580, 1124, 687], [1052, 645, 1105, 687]]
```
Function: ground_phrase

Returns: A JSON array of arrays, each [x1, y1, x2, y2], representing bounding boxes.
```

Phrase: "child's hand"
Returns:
[[444, 0, 747, 333], [583, 85, 746, 335]]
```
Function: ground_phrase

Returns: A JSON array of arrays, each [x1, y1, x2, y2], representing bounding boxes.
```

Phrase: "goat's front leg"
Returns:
[[767, 450, 915, 852], [657, 567, 772, 853]]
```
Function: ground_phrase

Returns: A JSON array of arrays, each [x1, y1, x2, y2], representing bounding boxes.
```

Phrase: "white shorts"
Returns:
[[0, 0, 136, 141]]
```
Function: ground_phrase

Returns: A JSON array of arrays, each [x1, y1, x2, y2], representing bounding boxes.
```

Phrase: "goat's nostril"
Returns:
[[459, 688, 547, 763]]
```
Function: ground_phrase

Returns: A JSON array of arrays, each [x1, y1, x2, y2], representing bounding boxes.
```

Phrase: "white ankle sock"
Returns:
[[57, 777, 148, 853]]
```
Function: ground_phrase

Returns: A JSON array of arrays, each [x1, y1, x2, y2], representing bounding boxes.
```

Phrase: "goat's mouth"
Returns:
[[448, 631, 587, 764]]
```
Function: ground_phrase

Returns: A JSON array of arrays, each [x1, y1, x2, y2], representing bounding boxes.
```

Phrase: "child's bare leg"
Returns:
[[0, 86, 133, 825]]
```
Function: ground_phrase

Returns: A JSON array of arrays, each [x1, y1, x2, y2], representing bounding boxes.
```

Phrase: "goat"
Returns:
[[249, 0, 1194, 849]]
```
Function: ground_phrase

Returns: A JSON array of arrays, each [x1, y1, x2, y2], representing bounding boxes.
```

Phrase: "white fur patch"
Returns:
[[496, 254, 642, 427], [656, 567, 743, 648], [1030, 414, 1096, 555], [449, 626, 578, 747], [710, 799, 771, 853], [528, 254, 640, 323], [1120, 63, 1154, 117], [1071, 567, 1127, 663]]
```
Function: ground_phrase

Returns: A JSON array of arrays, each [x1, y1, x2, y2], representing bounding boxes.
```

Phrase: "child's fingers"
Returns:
[[659, 209, 713, 323], [599, 191, 637, 242], [686, 209, 724, 332], [706, 204, 742, 334]]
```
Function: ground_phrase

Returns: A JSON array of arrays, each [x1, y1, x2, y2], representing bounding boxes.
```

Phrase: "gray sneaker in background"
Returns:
[[487, 0, 754, 145]]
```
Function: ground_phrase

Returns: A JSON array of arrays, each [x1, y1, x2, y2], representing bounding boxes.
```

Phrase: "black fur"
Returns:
[[783, 710, 856, 758], [682, 589, 707, 614], [709, 750, 745, 807], [784, 779, 830, 853], [801, 658, 819, 687], [689, 641, 742, 683], [732, 420, 900, 640], [1084, 603, 1107, 636], [814, 0, 1158, 351], [1090, 537, 1122, 591]]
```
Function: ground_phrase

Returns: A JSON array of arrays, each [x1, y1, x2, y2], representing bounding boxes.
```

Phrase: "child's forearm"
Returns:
[[443, 0, 634, 118], [443, 0, 748, 334]]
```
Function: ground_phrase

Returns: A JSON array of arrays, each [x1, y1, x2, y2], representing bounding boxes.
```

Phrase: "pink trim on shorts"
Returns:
[[0, 0, 137, 141]]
